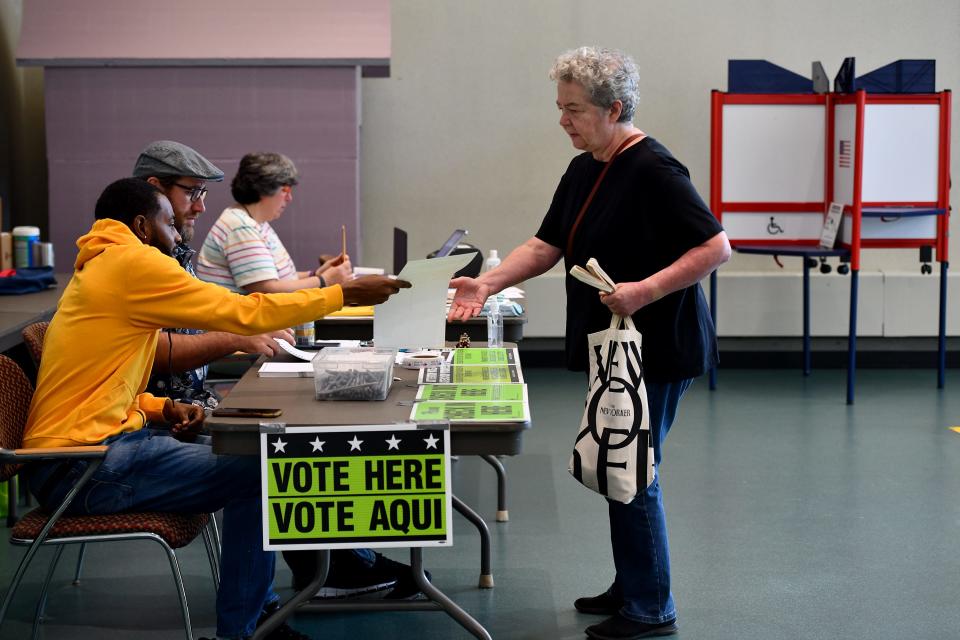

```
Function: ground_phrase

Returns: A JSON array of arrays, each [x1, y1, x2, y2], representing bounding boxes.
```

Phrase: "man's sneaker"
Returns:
[[311, 571, 397, 599], [371, 552, 432, 600], [257, 601, 314, 639], [585, 614, 678, 640], [574, 591, 622, 615]]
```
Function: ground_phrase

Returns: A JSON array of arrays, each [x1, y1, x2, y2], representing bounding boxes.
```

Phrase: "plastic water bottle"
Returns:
[[485, 249, 501, 272], [487, 294, 503, 347]]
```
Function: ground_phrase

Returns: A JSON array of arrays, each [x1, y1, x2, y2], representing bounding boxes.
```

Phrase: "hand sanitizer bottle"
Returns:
[[487, 294, 503, 348], [485, 249, 501, 272]]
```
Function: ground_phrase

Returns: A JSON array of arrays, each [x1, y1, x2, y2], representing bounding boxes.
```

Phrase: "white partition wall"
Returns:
[[710, 93, 828, 245]]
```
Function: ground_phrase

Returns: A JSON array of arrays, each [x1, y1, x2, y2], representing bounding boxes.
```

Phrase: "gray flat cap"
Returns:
[[132, 140, 224, 181]]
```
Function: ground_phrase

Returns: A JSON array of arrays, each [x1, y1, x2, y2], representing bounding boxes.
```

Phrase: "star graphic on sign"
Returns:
[[310, 437, 325, 452], [386, 435, 401, 450], [348, 435, 364, 451], [423, 434, 439, 450], [272, 438, 287, 453]]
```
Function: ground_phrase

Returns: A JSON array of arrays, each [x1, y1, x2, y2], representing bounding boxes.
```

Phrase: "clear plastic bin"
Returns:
[[312, 347, 396, 401]]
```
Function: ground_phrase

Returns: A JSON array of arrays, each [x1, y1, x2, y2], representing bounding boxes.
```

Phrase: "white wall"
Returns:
[[360, 0, 959, 282]]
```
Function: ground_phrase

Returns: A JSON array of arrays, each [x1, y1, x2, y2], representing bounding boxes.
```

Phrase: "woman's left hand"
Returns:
[[599, 281, 656, 316], [316, 254, 353, 285]]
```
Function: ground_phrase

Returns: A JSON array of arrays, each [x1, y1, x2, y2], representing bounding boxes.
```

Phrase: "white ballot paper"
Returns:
[[375, 253, 475, 349], [273, 338, 317, 361]]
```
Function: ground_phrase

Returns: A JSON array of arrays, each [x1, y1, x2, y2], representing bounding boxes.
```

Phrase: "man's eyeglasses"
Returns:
[[173, 183, 208, 203]]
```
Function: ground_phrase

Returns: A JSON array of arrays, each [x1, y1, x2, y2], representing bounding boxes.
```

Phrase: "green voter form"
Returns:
[[260, 424, 452, 550]]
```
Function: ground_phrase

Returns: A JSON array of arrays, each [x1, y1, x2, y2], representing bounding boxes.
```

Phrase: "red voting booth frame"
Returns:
[[708, 89, 952, 403]]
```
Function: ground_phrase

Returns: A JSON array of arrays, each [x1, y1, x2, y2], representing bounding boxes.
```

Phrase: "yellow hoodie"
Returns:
[[25, 219, 344, 448]]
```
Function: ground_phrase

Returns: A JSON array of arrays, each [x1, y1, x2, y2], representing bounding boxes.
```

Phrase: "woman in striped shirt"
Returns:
[[196, 151, 352, 293]]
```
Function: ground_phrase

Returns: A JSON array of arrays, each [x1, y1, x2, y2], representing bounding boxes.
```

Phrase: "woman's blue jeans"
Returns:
[[29, 429, 274, 639], [605, 378, 691, 624]]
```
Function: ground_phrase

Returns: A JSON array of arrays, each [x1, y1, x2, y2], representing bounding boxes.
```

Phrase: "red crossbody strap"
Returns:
[[565, 133, 644, 256]]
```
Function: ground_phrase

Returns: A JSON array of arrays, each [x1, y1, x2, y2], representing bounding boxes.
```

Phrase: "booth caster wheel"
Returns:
[[837, 264, 849, 275], [921, 263, 933, 275]]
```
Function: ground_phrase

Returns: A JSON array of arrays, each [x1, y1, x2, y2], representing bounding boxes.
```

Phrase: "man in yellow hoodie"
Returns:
[[25, 178, 409, 640]]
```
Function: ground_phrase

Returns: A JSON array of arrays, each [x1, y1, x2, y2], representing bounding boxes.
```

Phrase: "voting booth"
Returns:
[[709, 59, 952, 402]]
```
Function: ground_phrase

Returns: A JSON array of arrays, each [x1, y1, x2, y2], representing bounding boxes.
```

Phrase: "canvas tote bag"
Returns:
[[569, 313, 654, 503]]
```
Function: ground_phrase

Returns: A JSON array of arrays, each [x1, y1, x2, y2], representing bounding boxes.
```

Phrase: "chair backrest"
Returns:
[[0, 355, 33, 482], [21, 322, 49, 368]]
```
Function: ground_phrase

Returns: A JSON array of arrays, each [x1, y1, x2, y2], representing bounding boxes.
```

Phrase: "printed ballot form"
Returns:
[[261, 424, 452, 550], [374, 253, 475, 349]]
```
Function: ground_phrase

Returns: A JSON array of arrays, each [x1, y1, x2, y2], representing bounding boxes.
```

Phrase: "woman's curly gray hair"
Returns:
[[549, 47, 639, 123]]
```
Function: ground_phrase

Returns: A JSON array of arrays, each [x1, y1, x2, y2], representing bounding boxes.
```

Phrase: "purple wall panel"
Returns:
[[45, 66, 359, 269]]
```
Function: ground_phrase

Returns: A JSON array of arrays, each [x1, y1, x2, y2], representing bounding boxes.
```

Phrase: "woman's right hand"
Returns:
[[316, 254, 353, 285], [447, 276, 491, 321], [340, 275, 411, 305]]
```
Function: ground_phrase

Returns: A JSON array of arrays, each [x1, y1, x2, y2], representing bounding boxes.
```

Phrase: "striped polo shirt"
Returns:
[[196, 205, 298, 292]]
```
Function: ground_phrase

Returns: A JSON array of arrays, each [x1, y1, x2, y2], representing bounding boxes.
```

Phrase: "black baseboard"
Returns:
[[518, 337, 960, 369]]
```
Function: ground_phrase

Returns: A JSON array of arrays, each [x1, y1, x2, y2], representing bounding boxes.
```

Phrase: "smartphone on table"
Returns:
[[211, 407, 283, 418]]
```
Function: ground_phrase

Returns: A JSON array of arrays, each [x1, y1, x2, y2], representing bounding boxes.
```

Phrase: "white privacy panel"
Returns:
[[842, 213, 938, 243], [832, 103, 857, 207], [862, 104, 940, 202], [721, 104, 825, 202], [722, 212, 824, 242]]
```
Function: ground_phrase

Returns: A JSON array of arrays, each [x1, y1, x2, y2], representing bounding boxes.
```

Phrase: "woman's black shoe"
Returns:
[[574, 591, 622, 615]]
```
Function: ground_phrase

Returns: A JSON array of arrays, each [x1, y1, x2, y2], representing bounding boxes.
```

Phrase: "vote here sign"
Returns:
[[260, 424, 452, 550]]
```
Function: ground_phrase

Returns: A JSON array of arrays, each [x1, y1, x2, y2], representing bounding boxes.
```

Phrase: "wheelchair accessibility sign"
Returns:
[[260, 424, 452, 550]]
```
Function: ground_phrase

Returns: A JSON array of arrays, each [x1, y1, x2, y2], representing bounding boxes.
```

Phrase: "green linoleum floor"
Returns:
[[1, 367, 959, 639]]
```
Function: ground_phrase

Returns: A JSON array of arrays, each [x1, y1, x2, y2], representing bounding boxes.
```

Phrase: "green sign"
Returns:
[[450, 347, 518, 366], [416, 383, 527, 402], [411, 400, 528, 423], [260, 425, 452, 550]]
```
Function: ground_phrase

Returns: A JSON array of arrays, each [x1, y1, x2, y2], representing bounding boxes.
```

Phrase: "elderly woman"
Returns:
[[196, 151, 352, 293], [449, 47, 730, 640]]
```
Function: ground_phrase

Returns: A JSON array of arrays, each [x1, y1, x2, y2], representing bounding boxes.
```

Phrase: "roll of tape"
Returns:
[[400, 351, 444, 369]]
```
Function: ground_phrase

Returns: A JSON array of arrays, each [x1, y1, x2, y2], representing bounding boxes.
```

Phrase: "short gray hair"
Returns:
[[549, 46, 639, 123], [230, 152, 299, 204]]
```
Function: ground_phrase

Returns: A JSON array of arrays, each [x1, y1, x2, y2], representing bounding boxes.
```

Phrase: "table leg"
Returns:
[[453, 495, 493, 588], [301, 549, 493, 640], [709, 270, 718, 391], [938, 261, 948, 389], [479, 455, 508, 522], [252, 550, 329, 640], [410, 548, 492, 640], [803, 257, 811, 376], [846, 269, 859, 405]]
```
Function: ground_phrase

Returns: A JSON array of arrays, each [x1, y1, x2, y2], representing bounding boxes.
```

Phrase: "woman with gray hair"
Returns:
[[449, 47, 730, 640], [197, 151, 352, 293]]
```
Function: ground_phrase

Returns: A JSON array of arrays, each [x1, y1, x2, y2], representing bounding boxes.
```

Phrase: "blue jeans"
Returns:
[[605, 379, 692, 624], [29, 429, 275, 639]]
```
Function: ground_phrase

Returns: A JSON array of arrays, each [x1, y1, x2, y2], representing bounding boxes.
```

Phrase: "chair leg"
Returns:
[[207, 512, 221, 558], [72, 543, 86, 585], [201, 525, 220, 591], [0, 534, 53, 631], [32, 544, 66, 640], [157, 542, 194, 640]]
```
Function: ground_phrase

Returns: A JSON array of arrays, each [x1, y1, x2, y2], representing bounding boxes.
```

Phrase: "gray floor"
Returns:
[[1, 367, 959, 639]]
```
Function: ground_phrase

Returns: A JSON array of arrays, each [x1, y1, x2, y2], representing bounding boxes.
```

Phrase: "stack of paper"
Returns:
[[570, 258, 615, 293], [410, 383, 530, 422]]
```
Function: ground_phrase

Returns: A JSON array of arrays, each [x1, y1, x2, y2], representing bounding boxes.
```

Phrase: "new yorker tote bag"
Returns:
[[569, 313, 654, 503]]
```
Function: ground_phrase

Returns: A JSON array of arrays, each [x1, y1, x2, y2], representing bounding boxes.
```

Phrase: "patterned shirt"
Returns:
[[145, 243, 220, 409], [196, 205, 298, 293]]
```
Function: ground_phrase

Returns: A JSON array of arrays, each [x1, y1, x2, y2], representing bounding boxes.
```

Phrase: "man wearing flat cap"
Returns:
[[134, 140, 294, 409]]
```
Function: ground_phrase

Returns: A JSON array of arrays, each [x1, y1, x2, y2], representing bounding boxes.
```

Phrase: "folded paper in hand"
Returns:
[[569, 258, 615, 293]]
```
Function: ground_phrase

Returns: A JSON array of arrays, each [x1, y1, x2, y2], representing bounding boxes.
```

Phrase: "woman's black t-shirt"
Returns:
[[535, 137, 723, 383]]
